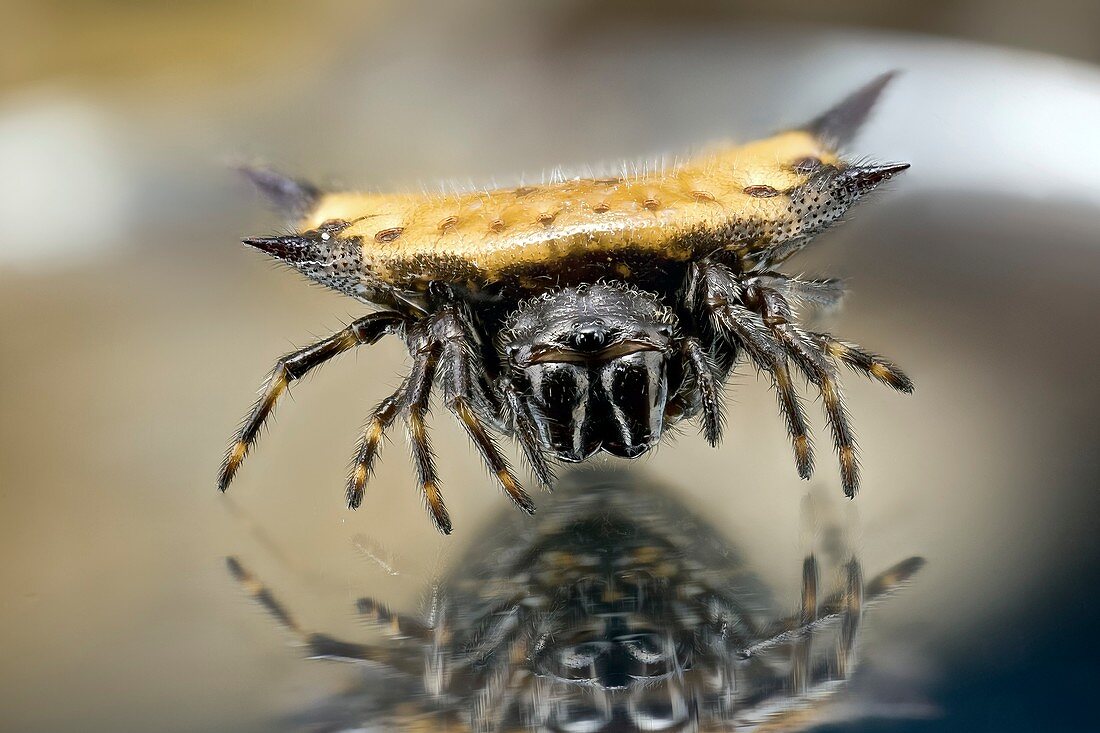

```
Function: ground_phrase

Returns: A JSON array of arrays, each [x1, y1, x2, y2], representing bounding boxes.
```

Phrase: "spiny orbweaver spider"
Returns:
[[219, 74, 912, 533]]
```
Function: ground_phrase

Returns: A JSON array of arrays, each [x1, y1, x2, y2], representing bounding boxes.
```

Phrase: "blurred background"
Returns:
[[3, 1, 1100, 731]]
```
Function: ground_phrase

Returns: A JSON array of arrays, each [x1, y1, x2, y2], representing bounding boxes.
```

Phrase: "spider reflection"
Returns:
[[229, 471, 922, 731]]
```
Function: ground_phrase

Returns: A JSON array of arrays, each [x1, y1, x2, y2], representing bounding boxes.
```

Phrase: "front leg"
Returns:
[[746, 277, 912, 495], [688, 262, 814, 480], [344, 292, 539, 534], [689, 260, 911, 496], [428, 296, 536, 514]]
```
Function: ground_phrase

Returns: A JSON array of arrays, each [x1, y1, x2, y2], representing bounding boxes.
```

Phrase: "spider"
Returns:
[[227, 470, 924, 731], [218, 73, 913, 533]]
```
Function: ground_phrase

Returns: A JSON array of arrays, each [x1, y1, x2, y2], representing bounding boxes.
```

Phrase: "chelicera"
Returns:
[[218, 73, 913, 533]]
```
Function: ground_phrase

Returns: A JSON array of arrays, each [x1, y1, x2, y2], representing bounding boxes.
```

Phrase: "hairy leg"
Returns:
[[403, 341, 448, 533], [755, 286, 860, 494], [226, 556, 423, 675], [346, 384, 407, 509], [219, 311, 404, 492], [679, 337, 724, 446], [691, 263, 814, 477], [432, 305, 533, 515], [499, 377, 555, 488], [809, 331, 913, 393]]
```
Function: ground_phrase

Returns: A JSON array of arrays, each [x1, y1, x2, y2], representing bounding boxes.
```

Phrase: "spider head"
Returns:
[[501, 283, 678, 462]]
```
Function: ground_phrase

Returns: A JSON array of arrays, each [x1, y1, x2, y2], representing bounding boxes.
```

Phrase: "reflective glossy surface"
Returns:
[[227, 469, 922, 731]]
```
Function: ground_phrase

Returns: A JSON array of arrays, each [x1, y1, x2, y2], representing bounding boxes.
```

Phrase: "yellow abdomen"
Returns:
[[301, 131, 838, 289]]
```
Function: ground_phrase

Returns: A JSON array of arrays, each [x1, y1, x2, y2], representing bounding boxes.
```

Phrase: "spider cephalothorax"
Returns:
[[219, 73, 913, 532], [500, 283, 692, 462]]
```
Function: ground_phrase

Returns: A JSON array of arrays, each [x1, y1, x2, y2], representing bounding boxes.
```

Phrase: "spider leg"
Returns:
[[756, 287, 860, 495], [218, 311, 404, 492], [470, 634, 534, 732], [499, 377, 556, 488], [403, 340, 450, 534], [451, 393, 534, 514], [225, 556, 423, 675], [680, 337, 724, 445], [808, 331, 914, 393], [737, 555, 923, 660], [355, 596, 434, 642], [429, 300, 537, 513], [835, 557, 863, 678], [750, 272, 846, 311], [692, 262, 814, 478], [346, 385, 407, 509]]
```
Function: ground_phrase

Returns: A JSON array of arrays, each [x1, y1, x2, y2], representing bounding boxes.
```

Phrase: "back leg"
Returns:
[[219, 311, 404, 492]]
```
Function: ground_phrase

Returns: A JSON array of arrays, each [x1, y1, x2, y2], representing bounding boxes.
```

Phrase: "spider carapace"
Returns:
[[219, 73, 913, 533]]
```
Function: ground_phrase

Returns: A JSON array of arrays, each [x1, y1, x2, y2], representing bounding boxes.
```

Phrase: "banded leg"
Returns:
[[404, 343, 449, 534], [346, 301, 546, 532], [226, 557, 423, 675], [809, 331, 913, 393], [219, 311, 404, 492], [356, 596, 433, 642], [694, 263, 814, 477], [430, 296, 545, 506], [757, 288, 859, 495], [452, 394, 534, 514], [680, 337, 724, 446], [433, 307, 533, 515], [346, 386, 407, 509]]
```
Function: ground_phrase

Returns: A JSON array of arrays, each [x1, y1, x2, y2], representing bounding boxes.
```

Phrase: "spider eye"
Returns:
[[569, 321, 610, 352]]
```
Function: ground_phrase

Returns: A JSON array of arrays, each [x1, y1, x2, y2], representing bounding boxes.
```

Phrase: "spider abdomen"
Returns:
[[299, 130, 843, 297]]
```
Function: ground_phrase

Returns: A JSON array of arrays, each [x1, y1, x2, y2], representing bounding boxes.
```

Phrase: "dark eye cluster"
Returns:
[[498, 283, 680, 462]]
